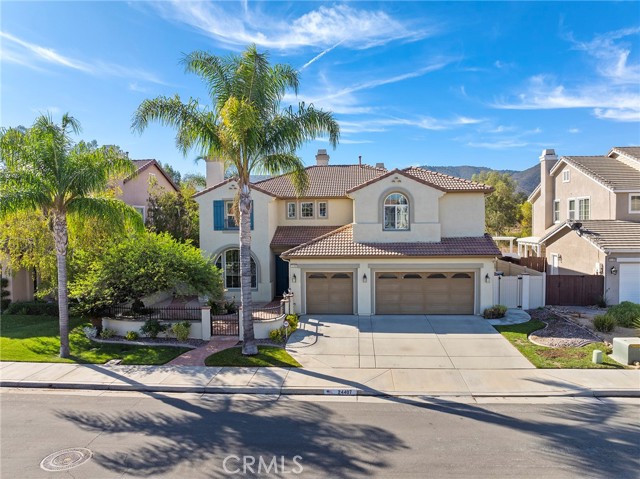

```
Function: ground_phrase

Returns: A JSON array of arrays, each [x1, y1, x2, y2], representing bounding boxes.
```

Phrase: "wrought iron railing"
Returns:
[[106, 305, 201, 321]]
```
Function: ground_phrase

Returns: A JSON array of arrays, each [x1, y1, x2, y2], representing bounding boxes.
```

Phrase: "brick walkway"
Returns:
[[167, 336, 239, 366]]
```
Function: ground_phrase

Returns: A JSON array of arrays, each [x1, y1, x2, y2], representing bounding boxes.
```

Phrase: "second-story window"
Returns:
[[563, 170, 570, 182], [384, 193, 409, 230], [301, 202, 314, 218], [630, 194, 640, 213], [287, 202, 296, 219], [578, 198, 590, 220], [225, 201, 237, 229], [318, 201, 328, 218], [553, 200, 560, 222]]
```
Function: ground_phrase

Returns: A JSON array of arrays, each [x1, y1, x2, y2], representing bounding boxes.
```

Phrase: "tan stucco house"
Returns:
[[194, 150, 501, 316], [521, 147, 640, 304]]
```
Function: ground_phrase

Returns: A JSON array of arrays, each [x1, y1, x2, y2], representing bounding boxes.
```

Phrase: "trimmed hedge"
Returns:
[[4, 301, 59, 316]]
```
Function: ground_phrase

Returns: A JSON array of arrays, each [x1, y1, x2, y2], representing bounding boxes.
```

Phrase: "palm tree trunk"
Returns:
[[239, 185, 258, 355], [52, 210, 70, 358]]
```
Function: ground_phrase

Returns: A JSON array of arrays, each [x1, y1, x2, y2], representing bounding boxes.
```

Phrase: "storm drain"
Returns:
[[40, 448, 93, 471]]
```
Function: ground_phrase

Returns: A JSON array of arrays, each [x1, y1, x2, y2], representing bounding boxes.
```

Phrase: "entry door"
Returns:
[[275, 255, 289, 296]]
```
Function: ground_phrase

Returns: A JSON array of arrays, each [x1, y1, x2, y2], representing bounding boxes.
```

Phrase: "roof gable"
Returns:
[[549, 155, 640, 191], [126, 159, 180, 192], [540, 220, 640, 253]]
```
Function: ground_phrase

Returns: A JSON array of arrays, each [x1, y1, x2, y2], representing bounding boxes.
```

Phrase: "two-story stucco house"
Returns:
[[520, 147, 640, 304], [194, 150, 501, 316]]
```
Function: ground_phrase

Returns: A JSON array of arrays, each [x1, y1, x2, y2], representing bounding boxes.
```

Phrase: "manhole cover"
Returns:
[[40, 448, 92, 471]]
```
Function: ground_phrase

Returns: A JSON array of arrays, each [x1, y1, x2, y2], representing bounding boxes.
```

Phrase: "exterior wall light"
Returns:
[[485, 273, 490, 283], [292, 274, 297, 283], [363, 273, 368, 283], [610, 266, 617, 276]]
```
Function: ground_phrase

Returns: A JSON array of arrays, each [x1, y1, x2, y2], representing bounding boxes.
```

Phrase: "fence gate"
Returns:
[[211, 312, 239, 336], [546, 275, 604, 306]]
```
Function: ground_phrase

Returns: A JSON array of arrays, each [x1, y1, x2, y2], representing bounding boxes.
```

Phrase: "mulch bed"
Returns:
[[93, 335, 207, 348], [528, 308, 602, 348]]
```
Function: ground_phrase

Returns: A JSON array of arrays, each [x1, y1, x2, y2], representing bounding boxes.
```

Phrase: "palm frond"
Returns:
[[67, 196, 144, 233]]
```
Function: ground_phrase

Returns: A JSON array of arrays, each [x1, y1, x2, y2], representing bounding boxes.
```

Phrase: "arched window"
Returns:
[[215, 249, 257, 289], [384, 193, 409, 230]]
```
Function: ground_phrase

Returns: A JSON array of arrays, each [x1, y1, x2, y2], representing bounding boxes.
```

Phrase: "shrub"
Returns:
[[593, 315, 615, 333], [125, 330, 139, 341], [483, 305, 508, 319], [224, 299, 238, 314], [269, 327, 287, 343], [4, 301, 59, 316], [606, 301, 640, 328], [140, 318, 167, 338], [0, 277, 10, 311], [131, 298, 145, 313], [285, 314, 299, 331], [171, 321, 191, 342], [100, 328, 117, 339]]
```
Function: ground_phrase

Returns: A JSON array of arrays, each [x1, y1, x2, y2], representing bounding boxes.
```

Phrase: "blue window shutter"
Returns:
[[213, 200, 224, 230], [250, 201, 254, 230]]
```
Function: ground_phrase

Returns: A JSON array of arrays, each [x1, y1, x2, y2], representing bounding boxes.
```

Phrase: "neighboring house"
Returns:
[[1, 159, 180, 304], [521, 147, 640, 304], [114, 159, 180, 221], [194, 150, 500, 315]]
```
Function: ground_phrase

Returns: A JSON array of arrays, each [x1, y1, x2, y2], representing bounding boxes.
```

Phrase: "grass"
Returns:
[[495, 320, 625, 369], [0, 314, 190, 365], [205, 345, 301, 367]]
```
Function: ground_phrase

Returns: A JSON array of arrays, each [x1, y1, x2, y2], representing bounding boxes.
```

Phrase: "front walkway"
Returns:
[[167, 337, 239, 366], [286, 315, 534, 370]]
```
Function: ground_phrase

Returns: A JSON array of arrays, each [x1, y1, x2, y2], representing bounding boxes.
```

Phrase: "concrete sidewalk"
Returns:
[[1, 361, 638, 397]]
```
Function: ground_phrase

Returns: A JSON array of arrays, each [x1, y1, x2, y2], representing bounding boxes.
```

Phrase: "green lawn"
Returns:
[[205, 345, 301, 367], [0, 314, 189, 365], [495, 320, 625, 369]]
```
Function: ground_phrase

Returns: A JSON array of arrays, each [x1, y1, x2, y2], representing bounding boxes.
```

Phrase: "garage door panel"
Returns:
[[375, 272, 474, 315], [306, 272, 353, 314], [619, 263, 640, 303]]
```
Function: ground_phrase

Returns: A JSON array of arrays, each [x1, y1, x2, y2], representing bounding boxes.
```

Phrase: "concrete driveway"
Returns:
[[286, 315, 533, 369]]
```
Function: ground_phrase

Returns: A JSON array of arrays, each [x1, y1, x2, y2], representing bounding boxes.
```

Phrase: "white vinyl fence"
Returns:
[[493, 260, 545, 309]]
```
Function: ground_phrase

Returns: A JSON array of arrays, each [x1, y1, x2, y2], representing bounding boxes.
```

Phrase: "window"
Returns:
[[630, 194, 640, 213], [287, 202, 296, 219], [133, 206, 145, 222], [301, 202, 314, 218], [215, 249, 257, 289], [225, 201, 237, 229], [568, 199, 576, 220], [562, 170, 570, 182], [578, 198, 590, 220], [318, 201, 328, 218], [383, 193, 409, 230], [553, 200, 560, 222]]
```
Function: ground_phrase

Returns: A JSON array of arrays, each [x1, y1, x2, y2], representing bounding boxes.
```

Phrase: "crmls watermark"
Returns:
[[222, 455, 304, 475]]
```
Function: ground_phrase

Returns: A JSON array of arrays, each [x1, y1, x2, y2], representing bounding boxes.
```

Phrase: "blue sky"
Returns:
[[2, 1, 639, 177]]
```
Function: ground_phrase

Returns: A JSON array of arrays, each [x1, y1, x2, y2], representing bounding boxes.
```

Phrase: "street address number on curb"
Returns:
[[323, 388, 357, 396]]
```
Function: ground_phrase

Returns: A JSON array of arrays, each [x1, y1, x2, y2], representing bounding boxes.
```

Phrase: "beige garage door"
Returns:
[[306, 272, 354, 314], [375, 272, 474, 314]]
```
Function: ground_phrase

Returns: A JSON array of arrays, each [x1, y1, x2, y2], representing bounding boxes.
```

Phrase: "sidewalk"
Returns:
[[1, 361, 638, 397]]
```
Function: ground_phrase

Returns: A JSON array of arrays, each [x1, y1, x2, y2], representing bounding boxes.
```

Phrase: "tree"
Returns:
[[0, 114, 142, 357], [181, 172, 207, 190], [161, 162, 182, 185], [145, 177, 199, 245], [70, 232, 223, 313], [472, 171, 521, 235], [132, 45, 339, 355], [519, 200, 533, 237]]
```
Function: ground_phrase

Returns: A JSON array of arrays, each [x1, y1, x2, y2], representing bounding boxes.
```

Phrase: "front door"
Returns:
[[275, 255, 289, 296]]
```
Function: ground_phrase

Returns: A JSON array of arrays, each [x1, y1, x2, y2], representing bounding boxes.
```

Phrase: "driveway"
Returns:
[[286, 315, 533, 369]]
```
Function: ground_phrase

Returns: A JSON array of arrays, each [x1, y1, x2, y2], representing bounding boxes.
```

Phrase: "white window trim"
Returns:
[[286, 202, 297, 219], [553, 200, 560, 223], [629, 194, 640, 214], [383, 193, 410, 231], [133, 205, 146, 222], [224, 200, 237, 229], [567, 198, 576, 221], [300, 201, 315, 219], [568, 196, 590, 220], [318, 201, 328, 219], [215, 249, 258, 290], [562, 170, 570, 183]]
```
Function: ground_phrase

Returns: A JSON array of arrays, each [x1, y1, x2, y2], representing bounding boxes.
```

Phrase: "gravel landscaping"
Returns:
[[528, 308, 602, 348]]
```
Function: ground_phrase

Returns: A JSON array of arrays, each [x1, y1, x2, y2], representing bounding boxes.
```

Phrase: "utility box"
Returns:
[[610, 338, 640, 365]]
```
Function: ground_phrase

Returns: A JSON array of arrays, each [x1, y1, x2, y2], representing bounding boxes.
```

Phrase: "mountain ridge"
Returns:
[[419, 164, 540, 195]]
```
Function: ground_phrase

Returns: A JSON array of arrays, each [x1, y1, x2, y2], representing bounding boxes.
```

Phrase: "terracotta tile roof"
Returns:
[[192, 178, 277, 198], [270, 226, 344, 247], [253, 164, 387, 198], [282, 224, 501, 258], [559, 155, 640, 191], [542, 220, 640, 252]]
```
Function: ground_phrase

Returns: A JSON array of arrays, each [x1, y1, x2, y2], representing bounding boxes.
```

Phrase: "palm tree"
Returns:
[[0, 113, 142, 358], [132, 45, 339, 355]]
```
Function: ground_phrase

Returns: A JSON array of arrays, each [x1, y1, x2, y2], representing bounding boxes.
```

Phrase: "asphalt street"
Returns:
[[1, 389, 638, 478]]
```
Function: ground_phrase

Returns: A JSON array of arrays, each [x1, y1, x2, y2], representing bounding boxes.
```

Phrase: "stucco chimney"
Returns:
[[206, 160, 225, 188], [540, 148, 558, 229], [315, 149, 329, 166]]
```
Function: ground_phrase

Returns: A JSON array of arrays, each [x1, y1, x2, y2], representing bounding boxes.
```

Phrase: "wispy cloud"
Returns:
[[492, 28, 640, 122], [151, 2, 437, 51], [339, 115, 486, 134], [460, 124, 543, 150], [568, 127, 581, 134], [467, 139, 529, 150], [1, 31, 166, 85], [300, 40, 344, 71]]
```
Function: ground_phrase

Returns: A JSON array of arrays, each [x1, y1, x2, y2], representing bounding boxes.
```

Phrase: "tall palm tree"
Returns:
[[0, 113, 142, 358], [132, 45, 339, 355]]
